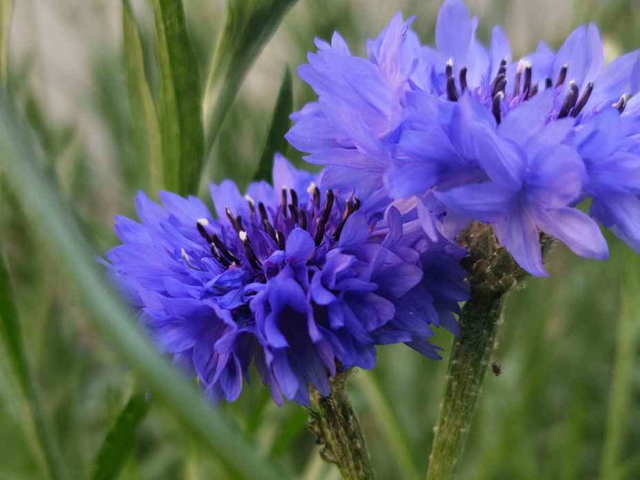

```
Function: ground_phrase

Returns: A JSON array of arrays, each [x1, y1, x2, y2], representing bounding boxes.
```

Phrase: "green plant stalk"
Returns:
[[308, 371, 374, 480], [600, 248, 640, 480], [426, 285, 504, 480], [426, 224, 543, 480], [0, 249, 71, 480]]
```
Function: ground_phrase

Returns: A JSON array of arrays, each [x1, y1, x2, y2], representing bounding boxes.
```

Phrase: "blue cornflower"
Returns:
[[288, 0, 640, 276], [103, 155, 465, 405]]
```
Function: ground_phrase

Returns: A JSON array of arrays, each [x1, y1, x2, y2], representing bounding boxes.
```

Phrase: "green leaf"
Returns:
[[0, 0, 12, 85], [0, 95, 287, 480], [601, 247, 640, 480], [0, 246, 70, 480], [254, 67, 293, 182], [202, 0, 299, 173], [355, 372, 419, 480], [152, 0, 203, 194], [91, 392, 150, 480], [122, 0, 163, 194]]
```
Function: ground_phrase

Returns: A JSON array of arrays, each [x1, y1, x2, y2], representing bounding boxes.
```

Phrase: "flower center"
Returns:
[[195, 186, 360, 276]]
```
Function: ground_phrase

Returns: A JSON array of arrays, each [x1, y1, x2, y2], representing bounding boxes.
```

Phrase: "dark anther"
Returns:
[[300, 209, 308, 230], [556, 64, 568, 88], [289, 189, 299, 223], [245, 196, 256, 218], [225, 207, 242, 233], [239, 231, 262, 270], [558, 81, 579, 118], [529, 84, 539, 99], [445, 60, 459, 101], [545, 77, 553, 89], [258, 202, 269, 223], [492, 92, 504, 125], [210, 243, 230, 267], [262, 218, 277, 242], [614, 94, 629, 113], [258, 201, 277, 241], [314, 189, 335, 245], [513, 68, 522, 97], [445, 60, 453, 79], [498, 58, 507, 75], [211, 234, 241, 264], [311, 185, 321, 210], [352, 196, 361, 211], [459, 67, 468, 93], [275, 230, 285, 250], [288, 204, 299, 224], [523, 65, 532, 99], [196, 221, 212, 243], [492, 74, 506, 98], [333, 200, 356, 241], [236, 215, 244, 232], [571, 82, 593, 117], [281, 188, 288, 219], [446, 76, 459, 101]]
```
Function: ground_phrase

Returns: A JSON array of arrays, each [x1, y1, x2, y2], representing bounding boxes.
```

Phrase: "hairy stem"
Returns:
[[308, 371, 374, 480], [426, 285, 504, 480], [426, 223, 542, 480]]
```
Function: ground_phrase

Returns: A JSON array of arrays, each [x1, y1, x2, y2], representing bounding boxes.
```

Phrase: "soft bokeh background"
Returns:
[[2, 0, 640, 479]]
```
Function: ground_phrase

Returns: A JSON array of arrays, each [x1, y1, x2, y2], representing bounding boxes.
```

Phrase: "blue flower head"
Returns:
[[103, 155, 467, 405], [288, 0, 640, 276]]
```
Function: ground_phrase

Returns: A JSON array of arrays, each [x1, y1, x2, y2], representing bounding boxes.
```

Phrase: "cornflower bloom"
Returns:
[[103, 155, 467, 405], [288, 0, 640, 275]]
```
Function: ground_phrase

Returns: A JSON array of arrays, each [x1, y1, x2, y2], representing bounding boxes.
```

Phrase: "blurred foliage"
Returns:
[[0, 0, 639, 480]]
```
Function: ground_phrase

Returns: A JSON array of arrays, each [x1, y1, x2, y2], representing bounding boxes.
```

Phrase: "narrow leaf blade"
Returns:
[[91, 392, 151, 480], [254, 67, 293, 182], [153, 0, 203, 194], [0, 95, 287, 480], [0, 0, 12, 85], [122, 0, 163, 193], [202, 0, 299, 175], [0, 247, 70, 480]]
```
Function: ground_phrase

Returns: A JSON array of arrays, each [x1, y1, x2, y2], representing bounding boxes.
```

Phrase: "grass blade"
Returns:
[[0, 95, 287, 480], [0, 248, 71, 480], [201, 0, 298, 179], [254, 66, 293, 182], [355, 372, 420, 480], [91, 391, 150, 480], [600, 247, 640, 480], [122, 0, 163, 194], [0, 0, 12, 85], [152, 0, 203, 194]]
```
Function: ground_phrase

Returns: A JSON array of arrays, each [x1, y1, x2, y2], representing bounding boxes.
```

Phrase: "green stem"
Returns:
[[426, 224, 535, 480], [308, 371, 375, 480], [600, 248, 640, 480], [0, 249, 71, 480]]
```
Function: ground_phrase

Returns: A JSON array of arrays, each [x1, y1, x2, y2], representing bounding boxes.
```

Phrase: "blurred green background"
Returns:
[[1, 0, 640, 479]]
